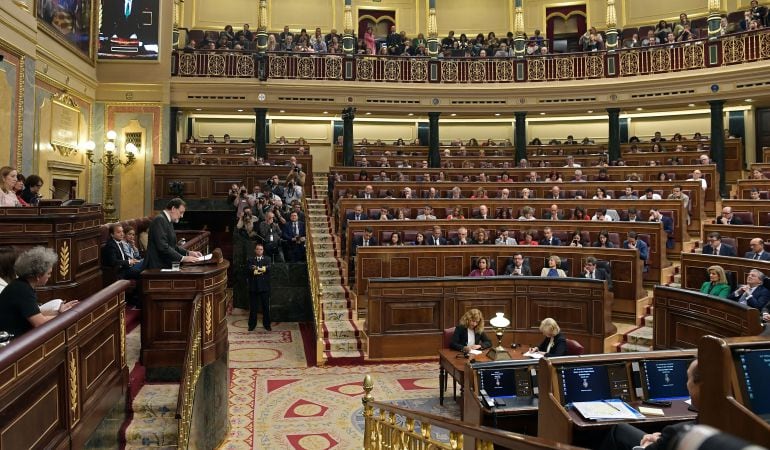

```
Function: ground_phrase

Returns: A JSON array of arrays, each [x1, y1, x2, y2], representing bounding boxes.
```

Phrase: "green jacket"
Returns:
[[700, 282, 730, 299]]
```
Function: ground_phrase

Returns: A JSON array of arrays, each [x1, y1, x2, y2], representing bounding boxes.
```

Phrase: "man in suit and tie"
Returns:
[[495, 229, 516, 246], [716, 206, 743, 225], [701, 232, 737, 257], [539, 227, 561, 246], [352, 227, 377, 256], [649, 208, 675, 249], [549, 186, 562, 200], [423, 187, 440, 199], [102, 223, 142, 280], [281, 211, 306, 262], [344, 204, 368, 229], [623, 231, 649, 268], [247, 243, 272, 331], [426, 225, 447, 246], [504, 253, 532, 276], [451, 227, 471, 245], [745, 238, 770, 261], [145, 198, 202, 269], [360, 185, 376, 200], [473, 204, 490, 220], [101, 0, 151, 40], [416, 205, 436, 220], [728, 269, 770, 310], [579, 257, 612, 289], [622, 208, 640, 222], [543, 204, 564, 220]]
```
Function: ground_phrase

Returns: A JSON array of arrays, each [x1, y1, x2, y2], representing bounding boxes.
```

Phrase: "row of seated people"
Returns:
[[694, 265, 770, 315], [341, 168, 709, 186], [339, 137, 512, 147], [171, 155, 309, 171], [180, 144, 309, 156], [0, 167, 45, 207], [352, 155, 715, 170], [531, 131, 709, 146]]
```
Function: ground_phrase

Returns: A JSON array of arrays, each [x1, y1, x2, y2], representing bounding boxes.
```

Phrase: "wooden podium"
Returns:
[[141, 260, 229, 379]]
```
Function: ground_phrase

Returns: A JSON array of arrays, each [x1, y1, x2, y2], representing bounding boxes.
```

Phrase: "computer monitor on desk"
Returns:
[[639, 358, 693, 401], [475, 360, 538, 408], [558, 363, 632, 404], [733, 348, 770, 423]]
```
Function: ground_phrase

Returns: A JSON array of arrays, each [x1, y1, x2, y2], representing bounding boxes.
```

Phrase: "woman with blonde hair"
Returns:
[[528, 317, 567, 357], [700, 265, 730, 298], [449, 308, 492, 353], [540, 255, 566, 277], [0, 167, 21, 207]]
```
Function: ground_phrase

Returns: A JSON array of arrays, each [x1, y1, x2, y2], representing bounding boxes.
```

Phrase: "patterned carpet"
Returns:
[[221, 363, 458, 450], [228, 309, 308, 369]]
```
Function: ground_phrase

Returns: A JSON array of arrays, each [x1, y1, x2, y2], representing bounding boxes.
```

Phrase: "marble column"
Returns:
[[515, 112, 527, 163], [513, 0, 526, 57], [605, 0, 619, 50], [709, 100, 727, 198], [342, 107, 355, 166], [427, 0, 440, 58], [428, 112, 441, 168], [255, 0, 268, 52], [707, 0, 722, 39], [607, 108, 621, 162], [342, 0, 356, 55], [255, 108, 267, 158]]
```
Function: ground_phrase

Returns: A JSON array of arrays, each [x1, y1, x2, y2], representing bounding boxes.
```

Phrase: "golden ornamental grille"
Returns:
[[441, 60, 458, 82], [207, 54, 225, 76], [528, 58, 545, 81], [269, 56, 287, 78], [325, 56, 342, 79], [556, 57, 574, 79], [357, 58, 373, 80], [495, 60, 513, 81], [236, 55, 255, 76], [468, 61, 486, 82], [683, 44, 704, 69], [297, 57, 315, 78], [650, 49, 671, 72], [178, 53, 197, 76], [620, 51, 639, 76], [760, 33, 770, 58], [585, 55, 604, 78], [384, 59, 401, 81], [722, 37, 744, 64], [410, 59, 428, 81]]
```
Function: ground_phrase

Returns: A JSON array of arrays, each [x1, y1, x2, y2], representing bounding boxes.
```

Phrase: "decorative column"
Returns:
[[428, 112, 441, 168], [709, 100, 727, 198], [255, 108, 267, 158], [170, 107, 179, 162], [342, 107, 355, 166], [513, 0, 525, 57], [427, 0, 440, 58], [605, 0, 618, 50], [342, 0, 356, 55], [514, 112, 527, 163], [255, 0, 268, 52], [707, 0, 722, 39], [607, 108, 621, 162]]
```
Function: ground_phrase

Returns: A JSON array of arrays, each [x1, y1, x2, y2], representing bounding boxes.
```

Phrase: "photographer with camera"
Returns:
[[233, 184, 255, 219], [236, 206, 259, 239], [287, 162, 306, 186], [284, 180, 303, 205], [266, 175, 285, 201]]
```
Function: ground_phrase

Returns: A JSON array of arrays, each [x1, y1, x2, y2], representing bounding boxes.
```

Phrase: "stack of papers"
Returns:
[[572, 399, 645, 421], [523, 350, 544, 359], [197, 253, 213, 262]]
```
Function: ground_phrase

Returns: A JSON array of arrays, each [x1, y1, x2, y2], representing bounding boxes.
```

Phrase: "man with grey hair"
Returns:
[[716, 206, 743, 225], [745, 238, 770, 261], [729, 269, 769, 310], [416, 205, 436, 220]]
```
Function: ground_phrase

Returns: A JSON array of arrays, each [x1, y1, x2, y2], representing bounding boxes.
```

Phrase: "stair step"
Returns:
[[324, 338, 363, 351], [644, 315, 654, 327], [627, 326, 653, 346], [619, 342, 653, 352], [131, 385, 179, 419], [124, 418, 178, 447], [323, 349, 364, 359]]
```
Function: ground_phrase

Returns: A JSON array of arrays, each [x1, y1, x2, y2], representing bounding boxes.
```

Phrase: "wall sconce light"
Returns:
[[85, 130, 137, 221]]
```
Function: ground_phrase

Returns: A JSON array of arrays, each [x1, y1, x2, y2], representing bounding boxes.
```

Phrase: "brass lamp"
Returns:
[[85, 130, 137, 222], [487, 312, 512, 361]]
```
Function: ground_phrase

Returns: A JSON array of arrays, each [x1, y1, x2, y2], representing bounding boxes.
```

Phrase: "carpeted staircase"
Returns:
[[616, 305, 654, 352], [306, 173, 365, 363], [123, 382, 179, 449]]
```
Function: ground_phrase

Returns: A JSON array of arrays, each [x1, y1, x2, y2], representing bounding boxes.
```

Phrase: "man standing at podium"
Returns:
[[145, 198, 202, 269]]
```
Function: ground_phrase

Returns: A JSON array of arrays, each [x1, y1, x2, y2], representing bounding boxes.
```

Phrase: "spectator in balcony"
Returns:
[[655, 20, 673, 43], [674, 13, 691, 37], [412, 32, 427, 49], [749, 0, 768, 26], [494, 42, 513, 57], [387, 26, 403, 55], [677, 24, 694, 42], [642, 29, 659, 46], [220, 25, 235, 42], [486, 32, 499, 54], [236, 24, 253, 42], [441, 30, 456, 49], [279, 25, 292, 44], [665, 32, 677, 45], [356, 38, 368, 55], [593, 230, 615, 248], [700, 265, 731, 298], [281, 34, 295, 52], [583, 32, 603, 51], [311, 28, 327, 53], [748, 19, 762, 31], [625, 33, 641, 48]]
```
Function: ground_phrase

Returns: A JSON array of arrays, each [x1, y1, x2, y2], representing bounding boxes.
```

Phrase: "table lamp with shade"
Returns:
[[487, 312, 512, 361]]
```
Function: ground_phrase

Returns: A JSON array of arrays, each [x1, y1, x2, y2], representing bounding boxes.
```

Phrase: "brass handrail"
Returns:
[[176, 293, 203, 448], [302, 196, 325, 365], [361, 375, 585, 450]]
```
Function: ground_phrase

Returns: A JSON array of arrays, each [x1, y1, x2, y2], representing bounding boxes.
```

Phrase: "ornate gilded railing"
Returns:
[[302, 196, 325, 365], [172, 29, 770, 82], [176, 294, 203, 448], [361, 375, 584, 450]]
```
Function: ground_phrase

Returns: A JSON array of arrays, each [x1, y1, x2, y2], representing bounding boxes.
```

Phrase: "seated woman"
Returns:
[[568, 230, 586, 248], [0, 247, 79, 337], [518, 229, 539, 246], [413, 232, 425, 246], [0, 166, 21, 207], [540, 255, 566, 278], [447, 206, 464, 220], [592, 187, 612, 200], [593, 230, 615, 248], [518, 206, 536, 221], [0, 246, 17, 293], [495, 207, 513, 219], [469, 257, 495, 277], [571, 206, 591, 221], [528, 317, 567, 357], [472, 228, 490, 245], [387, 232, 404, 246], [699, 265, 730, 298], [121, 225, 145, 272], [449, 308, 492, 353]]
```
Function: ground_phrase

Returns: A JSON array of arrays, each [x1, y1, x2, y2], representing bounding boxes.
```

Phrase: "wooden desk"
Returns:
[[141, 261, 229, 379]]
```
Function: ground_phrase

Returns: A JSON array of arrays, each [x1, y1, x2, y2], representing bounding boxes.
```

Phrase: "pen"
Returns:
[[603, 400, 621, 412]]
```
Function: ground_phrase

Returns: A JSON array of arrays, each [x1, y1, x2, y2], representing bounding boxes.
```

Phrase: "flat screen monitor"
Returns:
[[478, 368, 517, 398], [640, 358, 692, 401], [733, 348, 770, 421], [559, 365, 612, 404]]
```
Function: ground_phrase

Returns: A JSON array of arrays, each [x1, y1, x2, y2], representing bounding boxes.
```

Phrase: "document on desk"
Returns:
[[572, 400, 645, 421], [468, 349, 482, 355], [523, 351, 544, 359], [196, 253, 213, 262]]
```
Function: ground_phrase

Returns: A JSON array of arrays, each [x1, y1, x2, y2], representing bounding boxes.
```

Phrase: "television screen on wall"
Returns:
[[97, 0, 159, 60]]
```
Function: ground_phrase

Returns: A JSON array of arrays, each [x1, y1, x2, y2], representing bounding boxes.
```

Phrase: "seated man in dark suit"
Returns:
[[504, 253, 532, 276], [539, 227, 561, 246], [281, 211, 306, 262], [344, 204, 368, 228], [745, 238, 770, 261], [701, 232, 737, 257], [649, 208, 675, 249], [716, 206, 743, 225], [145, 198, 202, 269], [543, 204, 564, 221], [600, 360, 701, 450], [623, 231, 649, 268], [728, 269, 770, 310], [579, 256, 612, 289], [426, 225, 447, 246], [351, 227, 377, 256], [102, 223, 142, 280], [450, 226, 471, 245]]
